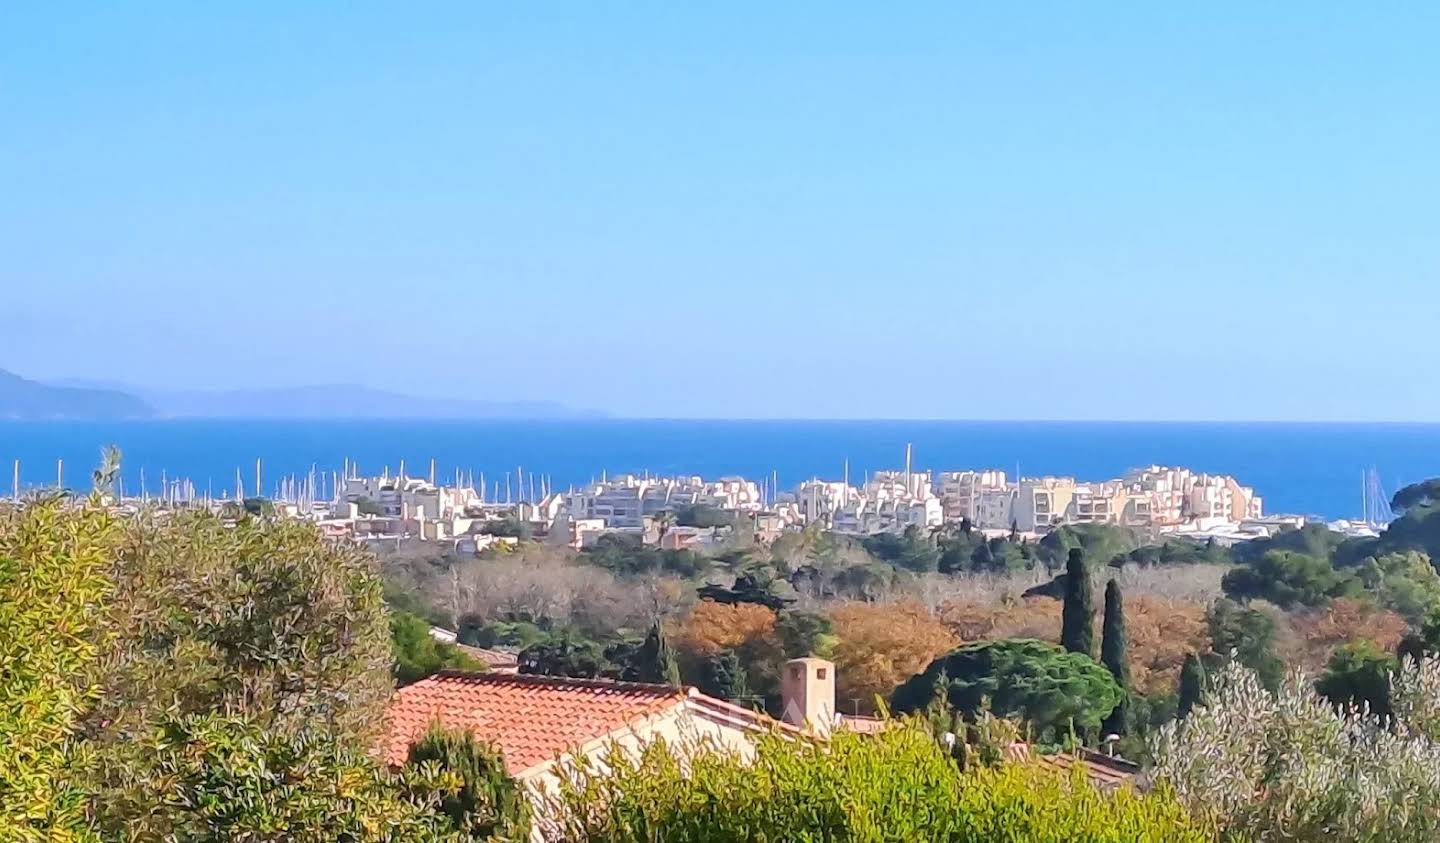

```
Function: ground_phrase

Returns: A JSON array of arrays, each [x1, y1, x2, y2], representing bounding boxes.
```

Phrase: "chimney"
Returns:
[[781, 657, 835, 735]]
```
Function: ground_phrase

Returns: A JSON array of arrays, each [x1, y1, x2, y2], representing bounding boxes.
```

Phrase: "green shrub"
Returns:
[[0, 496, 118, 843], [392, 610, 485, 687], [100, 713, 458, 842], [545, 722, 1208, 842], [1153, 657, 1440, 842], [406, 724, 530, 840]]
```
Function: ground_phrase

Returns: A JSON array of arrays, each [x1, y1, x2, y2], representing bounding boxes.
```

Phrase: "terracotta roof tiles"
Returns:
[[385, 672, 689, 775]]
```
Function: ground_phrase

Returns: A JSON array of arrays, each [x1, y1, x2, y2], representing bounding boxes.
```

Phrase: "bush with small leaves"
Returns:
[[0, 496, 118, 843], [543, 721, 1209, 842], [1152, 656, 1440, 842]]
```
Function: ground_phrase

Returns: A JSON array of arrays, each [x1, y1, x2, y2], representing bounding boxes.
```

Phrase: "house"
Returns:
[[383, 658, 1135, 833], [384, 671, 796, 792]]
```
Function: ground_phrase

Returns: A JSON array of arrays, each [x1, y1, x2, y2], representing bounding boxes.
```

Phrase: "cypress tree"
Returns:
[[1100, 579, 1130, 735], [699, 648, 749, 702], [1060, 547, 1094, 656], [636, 621, 682, 687], [1178, 652, 1207, 719]]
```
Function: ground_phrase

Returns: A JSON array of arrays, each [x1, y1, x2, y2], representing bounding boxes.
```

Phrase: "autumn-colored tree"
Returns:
[[671, 600, 783, 701], [672, 600, 780, 659], [939, 597, 1062, 643], [1121, 596, 1210, 696], [828, 600, 959, 714], [1288, 597, 1407, 674]]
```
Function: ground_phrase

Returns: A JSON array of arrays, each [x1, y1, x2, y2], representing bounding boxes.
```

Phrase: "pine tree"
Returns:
[[1060, 548, 1094, 656], [699, 648, 749, 702], [1100, 579, 1130, 735], [1178, 652, 1207, 719], [636, 621, 681, 686]]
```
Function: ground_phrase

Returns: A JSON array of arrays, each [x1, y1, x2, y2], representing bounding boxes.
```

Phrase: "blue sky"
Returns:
[[2, 3, 1437, 420]]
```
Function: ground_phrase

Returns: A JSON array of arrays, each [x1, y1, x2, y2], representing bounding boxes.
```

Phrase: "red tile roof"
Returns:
[[385, 672, 691, 775]]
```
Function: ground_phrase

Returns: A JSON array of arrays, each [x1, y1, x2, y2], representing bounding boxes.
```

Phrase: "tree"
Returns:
[[1153, 657, 1440, 842], [828, 601, 959, 715], [1221, 550, 1359, 609], [633, 621, 682, 686], [405, 724, 529, 840], [698, 648, 750, 702], [1100, 579, 1130, 735], [1061, 548, 1094, 656], [480, 516, 533, 540], [1206, 598, 1284, 691], [1290, 596, 1407, 674], [674, 504, 734, 529], [80, 510, 397, 832], [697, 572, 794, 610], [100, 713, 456, 843], [891, 639, 1123, 743], [240, 496, 274, 517], [1357, 551, 1440, 624], [1316, 641, 1398, 718], [1177, 653, 1206, 719], [672, 601, 784, 701], [518, 635, 611, 678], [0, 496, 118, 842], [775, 610, 838, 660], [1399, 611, 1440, 663], [83, 511, 393, 743], [390, 610, 484, 687]]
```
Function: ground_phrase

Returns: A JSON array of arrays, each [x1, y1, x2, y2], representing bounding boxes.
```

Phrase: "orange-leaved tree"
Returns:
[[829, 600, 959, 715]]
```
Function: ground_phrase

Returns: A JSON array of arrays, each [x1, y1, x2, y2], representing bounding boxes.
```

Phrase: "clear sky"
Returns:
[[2, 3, 1437, 420]]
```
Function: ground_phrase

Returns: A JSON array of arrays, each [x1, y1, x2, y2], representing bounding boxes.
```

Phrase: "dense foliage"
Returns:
[[1, 467, 531, 843], [0, 496, 117, 842], [1153, 657, 1440, 842], [392, 610, 486, 686], [544, 723, 1209, 842], [405, 725, 530, 840], [891, 639, 1123, 742], [95, 713, 461, 843]]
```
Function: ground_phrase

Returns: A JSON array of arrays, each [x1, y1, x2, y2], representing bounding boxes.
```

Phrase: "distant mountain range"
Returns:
[[0, 369, 155, 420], [0, 369, 599, 420]]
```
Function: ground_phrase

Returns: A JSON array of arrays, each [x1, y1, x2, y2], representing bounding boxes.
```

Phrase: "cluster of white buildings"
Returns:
[[243, 459, 1275, 553], [933, 465, 1264, 534]]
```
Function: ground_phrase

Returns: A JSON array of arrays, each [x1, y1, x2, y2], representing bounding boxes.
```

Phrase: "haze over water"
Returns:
[[3, 419, 1438, 520]]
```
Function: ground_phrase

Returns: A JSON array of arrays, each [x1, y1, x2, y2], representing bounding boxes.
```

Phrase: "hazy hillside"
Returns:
[[0, 369, 154, 420], [143, 384, 600, 420], [44, 377, 599, 420]]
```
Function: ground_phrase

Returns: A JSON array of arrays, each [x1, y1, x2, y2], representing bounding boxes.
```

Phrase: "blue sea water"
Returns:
[[1, 419, 1438, 520]]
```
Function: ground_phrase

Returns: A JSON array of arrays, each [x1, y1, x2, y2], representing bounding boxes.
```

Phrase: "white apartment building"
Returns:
[[1189, 473, 1263, 522], [935, 470, 1011, 524], [337, 475, 481, 521], [1012, 476, 1076, 532], [1066, 481, 1132, 526], [567, 474, 765, 529]]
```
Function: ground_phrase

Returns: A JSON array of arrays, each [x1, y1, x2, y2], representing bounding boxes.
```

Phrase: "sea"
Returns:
[[2, 419, 1439, 521]]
